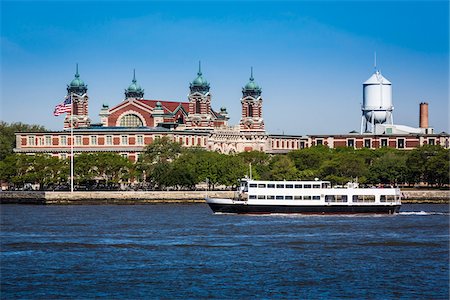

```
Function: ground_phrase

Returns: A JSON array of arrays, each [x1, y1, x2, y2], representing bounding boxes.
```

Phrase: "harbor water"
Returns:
[[1, 203, 449, 299]]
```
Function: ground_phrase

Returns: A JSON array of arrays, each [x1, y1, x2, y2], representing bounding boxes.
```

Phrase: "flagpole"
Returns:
[[70, 93, 74, 193]]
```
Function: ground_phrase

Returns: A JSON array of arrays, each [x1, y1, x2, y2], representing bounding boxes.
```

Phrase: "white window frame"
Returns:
[[90, 135, 98, 146], [28, 135, 36, 146], [121, 135, 129, 145]]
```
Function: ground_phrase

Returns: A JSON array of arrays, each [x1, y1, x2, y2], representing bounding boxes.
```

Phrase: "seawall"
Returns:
[[0, 190, 448, 205], [0, 191, 234, 205]]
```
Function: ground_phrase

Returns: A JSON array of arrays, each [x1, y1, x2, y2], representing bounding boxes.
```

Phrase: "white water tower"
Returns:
[[360, 69, 394, 133]]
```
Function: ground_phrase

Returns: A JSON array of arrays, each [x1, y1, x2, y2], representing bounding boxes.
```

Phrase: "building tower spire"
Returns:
[[240, 67, 264, 131], [64, 63, 90, 129], [125, 69, 144, 99]]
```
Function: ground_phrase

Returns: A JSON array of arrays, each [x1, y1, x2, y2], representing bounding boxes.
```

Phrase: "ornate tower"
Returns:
[[125, 69, 144, 99], [240, 67, 264, 131], [64, 64, 91, 129], [186, 61, 213, 129]]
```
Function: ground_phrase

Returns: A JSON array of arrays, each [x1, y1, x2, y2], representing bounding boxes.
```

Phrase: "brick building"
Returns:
[[14, 65, 450, 159]]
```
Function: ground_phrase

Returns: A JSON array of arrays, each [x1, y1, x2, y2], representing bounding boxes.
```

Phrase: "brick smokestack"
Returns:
[[419, 102, 429, 128]]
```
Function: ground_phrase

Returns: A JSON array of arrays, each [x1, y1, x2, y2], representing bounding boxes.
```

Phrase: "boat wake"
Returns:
[[398, 211, 449, 216]]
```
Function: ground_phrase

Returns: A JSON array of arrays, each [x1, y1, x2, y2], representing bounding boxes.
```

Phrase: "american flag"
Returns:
[[53, 96, 72, 116]]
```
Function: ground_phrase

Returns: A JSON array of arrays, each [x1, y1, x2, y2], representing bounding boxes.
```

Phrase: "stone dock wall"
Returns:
[[0, 190, 448, 204], [0, 191, 234, 205]]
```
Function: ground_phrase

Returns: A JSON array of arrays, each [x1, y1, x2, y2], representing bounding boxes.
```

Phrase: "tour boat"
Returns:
[[206, 178, 401, 215]]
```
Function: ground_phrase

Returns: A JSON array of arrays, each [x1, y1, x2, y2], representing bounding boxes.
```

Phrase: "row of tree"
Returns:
[[0, 136, 448, 190]]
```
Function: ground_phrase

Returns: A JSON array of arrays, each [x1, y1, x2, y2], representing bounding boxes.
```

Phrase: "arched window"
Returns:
[[119, 114, 143, 127], [196, 100, 201, 114], [248, 104, 253, 117]]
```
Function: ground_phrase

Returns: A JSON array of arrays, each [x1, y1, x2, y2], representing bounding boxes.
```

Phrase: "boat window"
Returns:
[[267, 184, 275, 188], [304, 184, 312, 188], [352, 195, 375, 203], [286, 184, 293, 188], [313, 184, 320, 189], [294, 196, 302, 200], [249, 195, 257, 199], [267, 195, 275, 200], [276, 195, 284, 200], [285, 196, 293, 200], [257, 195, 265, 199], [249, 184, 257, 188], [325, 195, 335, 202], [304, 196, 312, 200], [276, 184, 284, 188], [258, 184, 266, 188], [312, 196, 320, 200], [380, 195, 396, 202], [294, 184, 302, 188], [322, 183, 331, 188]]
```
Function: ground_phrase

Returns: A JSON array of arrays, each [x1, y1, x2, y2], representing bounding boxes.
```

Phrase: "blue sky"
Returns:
[[1, 0, 448, 134]]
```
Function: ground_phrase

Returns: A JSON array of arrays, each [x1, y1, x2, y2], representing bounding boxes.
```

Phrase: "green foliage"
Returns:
[[266, 155, 298, 180], [406, 145, 449, 186], [237, 151, 270, 179], [0, 121, 46, 161], [1, 139, 448, 190], [74, 153, 133, 185], [367, 151, 407, 185]]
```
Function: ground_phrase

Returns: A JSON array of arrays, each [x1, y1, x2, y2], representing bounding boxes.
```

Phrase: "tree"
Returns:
[[267, 155, 299, 180], [405, 145, 448, 186], [367, 151, 407, 185], [0, 121, 46, 161]]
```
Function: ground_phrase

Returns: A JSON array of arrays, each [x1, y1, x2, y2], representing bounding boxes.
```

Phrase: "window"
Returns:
[[364, 139, 371, 148], [196, 100, 201, 114], [381, 139, 388, 147], [267, 184, 275, 188], [428, 138, 435, 145], [352, 195, 375, 203], [249, 184, 257, 188], [248, 105, 253, 117], [90, 135, 97, 145], [325, 195, 335, 202], [257, 195, 265, 199], [119, 114, 143, 127], [285, 196, 293, 200], [45, 135, 52, 146], [121, 153, 128, 159], [276, 184, 284, 188], [28, 136, 35, 146], [304, 196, 312, 200], [397, 138, 405, 149], [267, 195, 275, 200], [137, 135, 144, 145], [60, 136, 67, 146], [286, 184, 293, 188], [106, 135, 113, 145], [294, 184, 302, 188], [304, 184, 312, 188], [294, 196, 302, 200], [316, 139, 323, 146], [75, 136, 82, 146], [37, 137, 44, 146], [258, 184, 266, 188], [60, 153, 67, 159], [276, 196, 284, 200], [313, 184, 320, 189], [121, 135, 129, 145], [312, 196, 321, 200], [347, 139, 355, 148], [380, 195, 396, 202], [249, 195, 257, 199]]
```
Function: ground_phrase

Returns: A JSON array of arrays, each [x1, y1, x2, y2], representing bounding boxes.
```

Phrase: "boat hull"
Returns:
[[207, 202, 401, 215]]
